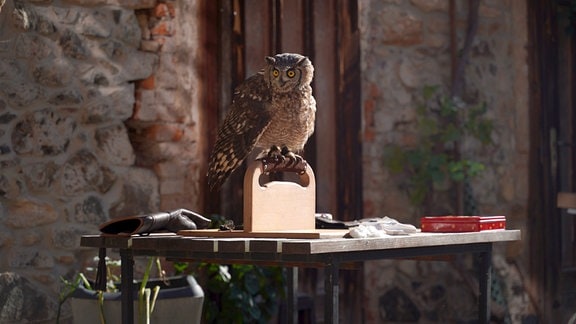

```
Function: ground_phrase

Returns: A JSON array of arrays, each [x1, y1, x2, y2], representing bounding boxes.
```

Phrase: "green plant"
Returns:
[[383, 85, 493, 208], [179, 263, 285, 324], [57, 273, 93, 324], [198, 263, 284, 324]]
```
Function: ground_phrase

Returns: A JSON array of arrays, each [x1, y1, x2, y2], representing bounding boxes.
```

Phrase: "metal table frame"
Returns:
[[81, 230, 520, 323]]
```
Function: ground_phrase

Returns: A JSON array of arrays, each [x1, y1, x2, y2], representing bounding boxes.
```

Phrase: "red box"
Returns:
[[420, 216, 506, 233]]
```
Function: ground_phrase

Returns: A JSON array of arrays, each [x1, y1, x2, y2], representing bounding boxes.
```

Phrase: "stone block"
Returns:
[[77, 8, 113, 38], [31, 8, 57, 35], [381, 9, 423, 46], [32, 59, 74, 87], [111, 47, 157, 82], [61, 150, 117, 195], [0, 112, 17, 124], [0, 59, 23, 79], [109, 167, 160, 217], [23, 161, 59, 192], [48, 89, 84, 105], [12, 108, 76, 156], [0, 172, 21, 199], [80, 66, 111, 86], [15, 33, 55, 60], [106, 84, 135, 120], [83, 85, 134, 123], [20, 232, 42, 246], [111, 9, 142, 47], [0, 273, 58, 323], [5, 198, 58, 229], [95, 124, 136, 166], [52, 224, 91, 249], [82, 98, 113, 124], [8, 248, 54, 269], [52, 6, 79, 24], [398, 59, 422, 88], [59, 29, 88, 60], [70, 195, 107, 225], [0, 80, 42, 108]]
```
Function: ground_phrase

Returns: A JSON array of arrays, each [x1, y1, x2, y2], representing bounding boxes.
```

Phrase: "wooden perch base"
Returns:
[[243, 160, 316, 232]]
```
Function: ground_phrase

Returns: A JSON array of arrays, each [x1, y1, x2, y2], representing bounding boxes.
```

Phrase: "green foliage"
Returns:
[[57, 273, 90, 324], [202, 263, 284, 324], [175, 261, 285, 324], [383, 86, 493, 207]]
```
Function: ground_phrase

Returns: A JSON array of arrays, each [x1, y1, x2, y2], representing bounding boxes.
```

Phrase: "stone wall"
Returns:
[[359, 0, 533, 322], [0, 0, 203, 321]]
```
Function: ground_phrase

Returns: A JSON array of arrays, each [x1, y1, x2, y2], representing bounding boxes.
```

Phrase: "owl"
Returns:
[[207, 53, 316, 191]]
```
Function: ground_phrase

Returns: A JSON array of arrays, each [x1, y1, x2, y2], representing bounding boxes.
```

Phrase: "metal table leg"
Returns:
[[120, 248, 134, 324], [324, 261, 340, 323], [286, 267, 298, 324], [478, 244, 493, 324]]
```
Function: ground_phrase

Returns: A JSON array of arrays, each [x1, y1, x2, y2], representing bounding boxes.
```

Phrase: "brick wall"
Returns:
[[130, 0, 204, 212]]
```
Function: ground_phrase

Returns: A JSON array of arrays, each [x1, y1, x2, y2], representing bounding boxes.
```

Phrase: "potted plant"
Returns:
[[58, 256, 204, 324]]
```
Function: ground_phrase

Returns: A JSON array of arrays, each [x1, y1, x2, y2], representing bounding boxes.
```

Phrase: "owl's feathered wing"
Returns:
[[207, 73, 272, 191]]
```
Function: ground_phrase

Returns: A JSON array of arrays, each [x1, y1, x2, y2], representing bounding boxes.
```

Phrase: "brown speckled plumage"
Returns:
[[207, 53, 316, 190]]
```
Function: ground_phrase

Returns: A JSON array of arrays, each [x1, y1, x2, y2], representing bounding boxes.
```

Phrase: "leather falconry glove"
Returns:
[[99, 209, 211, 236]]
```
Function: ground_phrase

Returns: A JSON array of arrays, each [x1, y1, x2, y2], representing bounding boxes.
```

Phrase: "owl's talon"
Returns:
[[256, 145, 307, 174]]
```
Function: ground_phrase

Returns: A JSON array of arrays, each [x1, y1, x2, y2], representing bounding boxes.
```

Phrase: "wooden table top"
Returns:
[[81, 229, 521, 255]]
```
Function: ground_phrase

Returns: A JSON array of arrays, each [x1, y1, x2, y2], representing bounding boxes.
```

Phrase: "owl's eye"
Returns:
[[272, 69, 280, 77], [287, 70, 296, 78]]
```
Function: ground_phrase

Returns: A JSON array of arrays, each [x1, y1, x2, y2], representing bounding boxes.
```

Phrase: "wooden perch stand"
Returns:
[[243, 160, 316, 232], [180, 160, 347, 238]]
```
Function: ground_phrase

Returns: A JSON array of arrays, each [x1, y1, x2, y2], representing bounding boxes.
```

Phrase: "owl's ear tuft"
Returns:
[[296, 56, 310, 66], [265, 56, 276, 64]]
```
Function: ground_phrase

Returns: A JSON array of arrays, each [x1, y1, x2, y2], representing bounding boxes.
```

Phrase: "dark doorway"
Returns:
[[529, 0, 576, 322]]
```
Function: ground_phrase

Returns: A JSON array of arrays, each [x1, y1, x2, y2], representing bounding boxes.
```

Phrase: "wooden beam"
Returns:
[[312, 0, 338, 217], [335, 0, 362, 221]]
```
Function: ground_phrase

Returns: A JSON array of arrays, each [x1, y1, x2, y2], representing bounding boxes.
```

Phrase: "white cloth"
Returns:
[[348, 216, 417, 238]]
